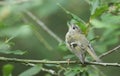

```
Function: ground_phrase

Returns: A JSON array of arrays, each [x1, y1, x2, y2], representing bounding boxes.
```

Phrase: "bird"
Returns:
[[65, 22, 101, 64]]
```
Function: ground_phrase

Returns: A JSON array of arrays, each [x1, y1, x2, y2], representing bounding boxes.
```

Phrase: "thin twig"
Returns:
[[41, 67, 57, 75], [99, 45, 120, 58], [86, 61, 120, 67], [0, 56, 120, 67], [24, 11, 63, 43], [0, 0, 30, 5]]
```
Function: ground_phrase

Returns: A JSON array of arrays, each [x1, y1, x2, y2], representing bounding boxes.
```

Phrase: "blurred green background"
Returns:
[[0, 0, 120, 76]]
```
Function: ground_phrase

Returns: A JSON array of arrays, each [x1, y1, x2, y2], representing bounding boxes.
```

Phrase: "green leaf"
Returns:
[[88, 66, 99, 76], [19, 65, 42, 76], [89, 0, 100, 15], [68, 13, 86, 25], [91, 5, 108, 19], [81, 71, 89, 76], [0, 42, 11, 51], [0, 50, 27, 55], [58, 3, 88, 34], [64, 66, 87, 76], [90, 19, 111, 28], [0, 41, 26, 55], [101, 13, 120, 25], [64, 69, 77, 76], [58, 42, 68, 51], [0, 22, 6, 29], [58, 3, 86, 25], [45, 74, 52, 76], [2, 64, 14, 76]]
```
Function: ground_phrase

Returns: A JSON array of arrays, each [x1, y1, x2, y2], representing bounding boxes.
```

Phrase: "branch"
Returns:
[[86, 61, 120, 67], [24, 11, 63, 43], [0, 57, 120, 67], [99, 45, 120, 58], [0, 0, 30, 5]]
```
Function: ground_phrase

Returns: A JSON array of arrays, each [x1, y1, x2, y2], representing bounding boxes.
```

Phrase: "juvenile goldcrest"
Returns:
[[65, 23, 100, 64]]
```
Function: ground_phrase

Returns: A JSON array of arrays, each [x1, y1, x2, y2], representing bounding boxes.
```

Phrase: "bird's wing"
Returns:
[[70, 41, 86, 64]]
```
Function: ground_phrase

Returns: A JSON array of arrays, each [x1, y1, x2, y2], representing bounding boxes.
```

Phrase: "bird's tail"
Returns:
[[87, 44, 101, 62]]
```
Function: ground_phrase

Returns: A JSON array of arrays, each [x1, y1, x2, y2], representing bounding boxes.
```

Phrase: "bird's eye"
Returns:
[[73, 26, 76, 29]]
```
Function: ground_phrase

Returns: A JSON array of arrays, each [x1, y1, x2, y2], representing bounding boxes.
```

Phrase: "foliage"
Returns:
[[0, 0, 120, 76], [2, 64, 14, 76], [18, 65, 42, 76]]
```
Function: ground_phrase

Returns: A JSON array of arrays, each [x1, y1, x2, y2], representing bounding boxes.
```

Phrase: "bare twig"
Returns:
[[0, 56, 120, 67], [99, 45, 120, 58], [0, 0, 30, 5], [41, 67, 57, 75], [24, 11, 63, 43], [86, 61, 120, 67]]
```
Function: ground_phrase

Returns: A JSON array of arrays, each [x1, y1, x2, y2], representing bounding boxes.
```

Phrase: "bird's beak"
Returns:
[[67, 22, 70, 28], [67, 22, 72, 28]]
